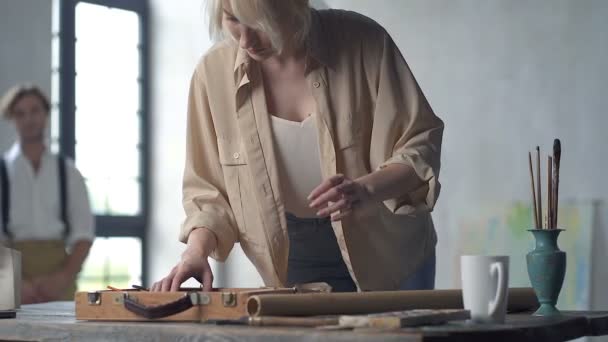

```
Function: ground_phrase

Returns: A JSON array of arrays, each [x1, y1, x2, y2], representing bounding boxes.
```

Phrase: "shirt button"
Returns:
[[313, 81, 321, 88], [233, 152, 240, 159]]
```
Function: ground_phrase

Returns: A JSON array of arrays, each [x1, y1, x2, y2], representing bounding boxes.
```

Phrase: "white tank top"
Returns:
[[270, 114, 324, 218]]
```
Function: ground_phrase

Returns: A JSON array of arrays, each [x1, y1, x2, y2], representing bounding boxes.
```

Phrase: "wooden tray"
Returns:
[[75, 286, 328, 322]]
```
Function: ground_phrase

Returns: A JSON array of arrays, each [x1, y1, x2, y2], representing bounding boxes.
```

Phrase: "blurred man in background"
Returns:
[[0, 84, 94, 303]]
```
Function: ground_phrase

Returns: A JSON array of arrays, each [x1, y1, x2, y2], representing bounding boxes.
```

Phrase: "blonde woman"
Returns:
[[153, 0, 443, 292]]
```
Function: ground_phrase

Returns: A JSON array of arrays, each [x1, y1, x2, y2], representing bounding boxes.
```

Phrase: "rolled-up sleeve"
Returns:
[[370, 31, 444, 215], [181, 68, 238, 261]]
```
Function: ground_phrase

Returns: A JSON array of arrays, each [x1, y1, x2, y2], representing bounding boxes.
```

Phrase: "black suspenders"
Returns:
[[57, 155, 71, 239], [0, 155, 70, 241], [0, 158, 9, 239]]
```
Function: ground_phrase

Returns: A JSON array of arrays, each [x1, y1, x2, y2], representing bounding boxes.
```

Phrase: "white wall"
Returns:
[[0, 0, 52, 152], [147, 0, 209, 286], [148, 0, 608, 307]]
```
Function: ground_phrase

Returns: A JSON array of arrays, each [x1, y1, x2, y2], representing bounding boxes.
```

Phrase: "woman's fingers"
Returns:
[[152, 249, 215, 293], [201, 263, 214, 292], [310, 186, 343, 209], [309, 176, 350, 209], [308, 174, 344, 202], [151, 279, 168, 292], [310, 177, 359, 218], [161, 273, 175, 292], [316, 197, 350, 217], [170, 269, 187, 292], [335, 180, 356, 195], [150, 266, 175, 292]]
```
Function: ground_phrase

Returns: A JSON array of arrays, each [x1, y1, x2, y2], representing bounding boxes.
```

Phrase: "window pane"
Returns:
[[85, 178, 141, 216], [51, 35, 60, 71], [107, 178, 141, 216], [75, 109, 140, 146], [50, 139, 60, 154], [50, 103, 60, 149], [51, 64, 60, 103], [74, 2, 142, 217], [77, 237, 142, 292], [75, 143, 140, 179], [50, 0, 60, 153], [85, 179, 110, 215], [75, 3, 139, 117]]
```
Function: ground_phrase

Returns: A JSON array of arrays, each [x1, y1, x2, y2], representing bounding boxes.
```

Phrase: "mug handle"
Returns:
[[488, 262, 506, 316]]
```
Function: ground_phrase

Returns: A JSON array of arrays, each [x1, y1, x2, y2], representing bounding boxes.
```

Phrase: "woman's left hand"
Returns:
[[308, 174, 373, 221]]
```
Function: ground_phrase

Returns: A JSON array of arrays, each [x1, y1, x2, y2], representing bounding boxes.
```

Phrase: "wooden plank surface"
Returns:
[[1, 302, 607, 342], [403, 314, 589, 342], [562, 311, 608, 337], [0, 302, 420, 342]]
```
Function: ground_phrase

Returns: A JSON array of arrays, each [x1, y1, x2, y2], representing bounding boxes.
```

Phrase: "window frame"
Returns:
[[57, 0, 150, 285]]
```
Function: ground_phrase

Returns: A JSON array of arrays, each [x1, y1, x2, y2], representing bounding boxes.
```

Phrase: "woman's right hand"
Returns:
[[151, 228, 217, 292]]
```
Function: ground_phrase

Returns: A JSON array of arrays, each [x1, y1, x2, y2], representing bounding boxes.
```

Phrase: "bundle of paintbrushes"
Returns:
[[527, 139, 562, 229]]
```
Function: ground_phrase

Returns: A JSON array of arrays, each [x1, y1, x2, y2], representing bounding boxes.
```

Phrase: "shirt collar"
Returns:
[[5, 141, 51, 164], [5, 141, 23, 163], [234, 47, 250, 73]]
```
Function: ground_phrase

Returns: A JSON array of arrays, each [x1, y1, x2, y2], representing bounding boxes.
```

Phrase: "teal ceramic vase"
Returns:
[[526, 229, 566, 316]]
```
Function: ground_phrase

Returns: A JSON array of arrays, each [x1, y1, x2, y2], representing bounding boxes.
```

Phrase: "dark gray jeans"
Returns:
[[285, 212, 436, 292]]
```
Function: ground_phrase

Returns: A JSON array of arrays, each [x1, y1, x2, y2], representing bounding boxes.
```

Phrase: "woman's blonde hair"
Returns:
[[0, 84, 50, 120], [207, 0, 311, 53]]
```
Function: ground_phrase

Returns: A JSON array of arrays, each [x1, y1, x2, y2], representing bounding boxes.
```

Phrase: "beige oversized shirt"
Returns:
[[181, 9, 444, 291]]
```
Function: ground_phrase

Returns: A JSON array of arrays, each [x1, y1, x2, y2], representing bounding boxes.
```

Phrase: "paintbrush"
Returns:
[[548, 156, 553, 229], [553, 139, 561, 228], [536, 147, 543, 229], [132, 284, 149, 291], [528, 152, 539, 228]]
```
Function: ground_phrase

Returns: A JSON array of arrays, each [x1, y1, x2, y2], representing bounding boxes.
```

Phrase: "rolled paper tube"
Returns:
[[248, 316, 339, 327], [247, 288, 538, 317]]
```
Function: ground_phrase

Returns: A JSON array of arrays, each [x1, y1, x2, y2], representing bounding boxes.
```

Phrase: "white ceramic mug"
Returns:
[[461, 255, 509, 323]]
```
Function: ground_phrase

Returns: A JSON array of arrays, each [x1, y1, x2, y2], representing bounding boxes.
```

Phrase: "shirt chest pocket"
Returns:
[[333, 112, 368, 176], [335, 111, 361, 150], [218, 139, 248, 166], [217, 139, 248, 234]]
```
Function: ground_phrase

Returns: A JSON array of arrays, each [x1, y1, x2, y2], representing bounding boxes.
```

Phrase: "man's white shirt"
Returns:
[[0, 142, 95, 246]]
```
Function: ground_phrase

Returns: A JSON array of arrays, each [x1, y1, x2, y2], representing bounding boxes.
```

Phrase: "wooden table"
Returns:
[[1, 302, 607, 342]]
